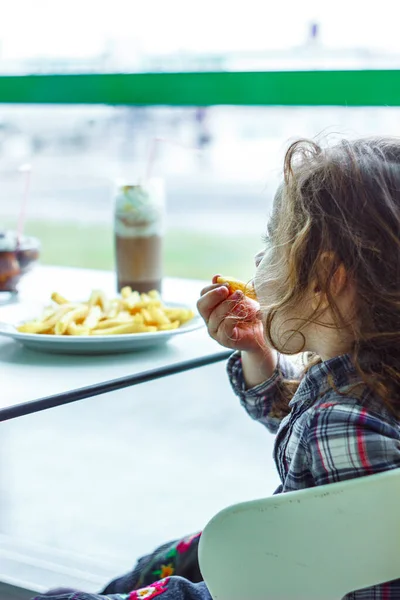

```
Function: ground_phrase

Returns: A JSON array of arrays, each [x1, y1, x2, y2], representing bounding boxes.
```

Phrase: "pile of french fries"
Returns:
[[17, 287, 195, 336]]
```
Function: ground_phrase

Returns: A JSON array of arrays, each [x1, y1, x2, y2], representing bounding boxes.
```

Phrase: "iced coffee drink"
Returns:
[[114, 179, 165, 294]]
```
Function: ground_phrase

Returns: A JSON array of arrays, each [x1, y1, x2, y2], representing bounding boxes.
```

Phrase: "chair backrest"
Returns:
[[198, 469, 400, 600]]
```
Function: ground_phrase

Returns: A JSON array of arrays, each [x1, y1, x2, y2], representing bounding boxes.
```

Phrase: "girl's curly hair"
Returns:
[[263, 137, 400, 416]]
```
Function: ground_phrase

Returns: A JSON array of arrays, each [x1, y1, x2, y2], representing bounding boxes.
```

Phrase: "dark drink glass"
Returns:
[[0, 231, 40, 292]]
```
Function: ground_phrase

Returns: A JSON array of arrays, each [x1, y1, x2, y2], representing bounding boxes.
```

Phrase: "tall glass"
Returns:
[[113, 178, 165, 294]]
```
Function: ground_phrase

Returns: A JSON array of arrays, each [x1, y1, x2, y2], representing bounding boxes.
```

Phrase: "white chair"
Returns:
[[198, 469, 400, 600]]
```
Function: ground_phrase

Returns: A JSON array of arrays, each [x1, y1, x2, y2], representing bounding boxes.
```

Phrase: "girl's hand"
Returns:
[[197, 275, 266, 353]]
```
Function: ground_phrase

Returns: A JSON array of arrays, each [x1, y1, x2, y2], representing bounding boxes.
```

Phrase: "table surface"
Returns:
[[0, 266, 228, 420]]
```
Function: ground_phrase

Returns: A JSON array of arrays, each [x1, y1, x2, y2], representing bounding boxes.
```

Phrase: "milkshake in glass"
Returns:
[[114, 179, 165, 294]]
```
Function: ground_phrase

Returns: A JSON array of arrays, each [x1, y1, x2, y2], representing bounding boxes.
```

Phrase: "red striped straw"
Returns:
[[16, 163, 32, 247]]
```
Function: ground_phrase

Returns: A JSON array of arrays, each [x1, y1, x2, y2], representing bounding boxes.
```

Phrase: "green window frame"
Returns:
[[0, 70, 399, 106]]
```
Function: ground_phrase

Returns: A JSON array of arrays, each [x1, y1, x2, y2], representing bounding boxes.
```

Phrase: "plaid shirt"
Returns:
[[228, 351, 400, 599]]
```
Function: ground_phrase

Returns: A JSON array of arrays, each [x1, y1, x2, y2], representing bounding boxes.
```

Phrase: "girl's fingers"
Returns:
[[206, 293, 239, 334], [199, 280, 227, 297], [198, 275, 224, 297], [197, 285, 230, 322]]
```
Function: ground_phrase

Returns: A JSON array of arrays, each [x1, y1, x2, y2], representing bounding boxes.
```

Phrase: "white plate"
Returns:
[[0, 302, 204, 355]]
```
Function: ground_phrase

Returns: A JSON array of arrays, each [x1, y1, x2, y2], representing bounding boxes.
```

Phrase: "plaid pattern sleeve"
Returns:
[[305, 399, 400, 486], [227, 351, 301, 433]]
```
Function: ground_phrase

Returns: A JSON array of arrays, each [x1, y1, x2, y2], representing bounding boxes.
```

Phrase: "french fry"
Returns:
[[123, 291, 141, 309], [127, 300, 161, 313], [17, 287, 195, 336], [92, 319, 128, 330], [18, 305, 75, 333], [149, 307, 170, 326], [88, 289, 109, 313], [51, 292, 69, 305], [67, 322, 91, 336], [159, 320, 180, 331], [216, 276, 258, 300], [164, 308, 195, 323], [180, 309, 195, 323], [54, 305, 89, 335], [132, 313, 145, 324], [120, 286, 132, 299], [88, 290, 101, 307], [148, 290, 161, 300], [106, 299, 122, 319], [42, 305, 57, 320], [83, 306, 102, 330], [17, 322, 51, 334], [141, 308, 154, 325], [91, 322, 157, 335], [116, 310, 132, 321]]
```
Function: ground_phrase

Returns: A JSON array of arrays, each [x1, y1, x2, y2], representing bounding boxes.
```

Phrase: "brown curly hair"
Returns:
[[262, 137, 400, 415]]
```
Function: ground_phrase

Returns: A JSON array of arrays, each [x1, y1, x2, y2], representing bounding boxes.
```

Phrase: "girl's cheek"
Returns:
[[257, 283, 275, 308], [254, 250, 265, 268], [255, 244, 285, 306], [255, 254, 274, 300]]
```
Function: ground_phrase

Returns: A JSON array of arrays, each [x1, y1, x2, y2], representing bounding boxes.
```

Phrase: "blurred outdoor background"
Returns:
[[2, 0, 400, 281]]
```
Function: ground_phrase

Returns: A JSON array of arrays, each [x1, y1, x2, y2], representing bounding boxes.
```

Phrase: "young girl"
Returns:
[[35, 137, 400, 600]]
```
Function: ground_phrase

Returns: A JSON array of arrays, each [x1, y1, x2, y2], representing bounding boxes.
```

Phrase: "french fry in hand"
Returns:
[[216, 276, 258, 300]]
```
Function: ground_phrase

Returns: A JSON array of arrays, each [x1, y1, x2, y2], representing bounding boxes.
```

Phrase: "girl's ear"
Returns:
[[330, 262, 348, 296], [311, 252, 347, 311]]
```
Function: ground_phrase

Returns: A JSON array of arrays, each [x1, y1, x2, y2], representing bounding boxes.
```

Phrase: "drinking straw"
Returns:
[[145, 136, 200, 181], [16, 163, 32, 246]]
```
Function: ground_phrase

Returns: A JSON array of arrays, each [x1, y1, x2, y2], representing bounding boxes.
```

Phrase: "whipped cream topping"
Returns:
[[114, 179, 165, 238]]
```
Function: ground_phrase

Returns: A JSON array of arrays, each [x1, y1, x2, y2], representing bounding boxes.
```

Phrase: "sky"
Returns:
[[0, 0, 399, 59]]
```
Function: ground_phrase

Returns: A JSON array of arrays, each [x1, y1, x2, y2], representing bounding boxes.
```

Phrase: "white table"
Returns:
[[0, 266, 230, 421]]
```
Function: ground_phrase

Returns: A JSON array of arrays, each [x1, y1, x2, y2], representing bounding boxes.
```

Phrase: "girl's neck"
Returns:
[[308, 328, 354, 362]]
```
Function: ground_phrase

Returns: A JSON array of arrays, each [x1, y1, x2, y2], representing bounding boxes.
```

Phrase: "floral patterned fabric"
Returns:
[[32, 533, 206, 600], [32, 576, 210, 600], [128, 577, 170, 599], [101, 532, 202, 594]]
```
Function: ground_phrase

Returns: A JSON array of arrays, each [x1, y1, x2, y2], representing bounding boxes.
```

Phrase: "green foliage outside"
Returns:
[[17, 220, 261, 282]]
